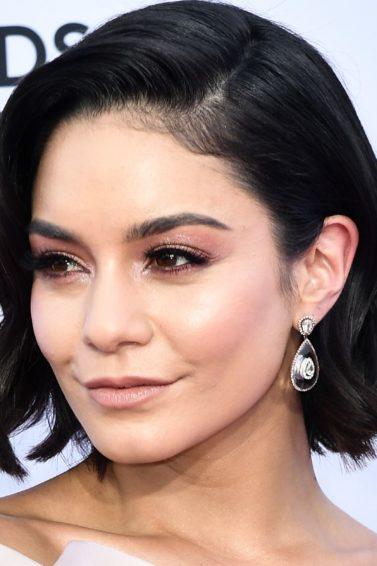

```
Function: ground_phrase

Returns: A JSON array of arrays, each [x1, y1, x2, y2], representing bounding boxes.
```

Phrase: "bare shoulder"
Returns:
[[0, 461, 89, 522], [0, 510, 57, 563], [0, 467, 153, 564], [338, 506, 377, 550], [0, 464, 89, 561], [0, 496, 168, 566], [357, 525, 377, 559], [0, 479, 100, 563], [350, 536, 377, 566], [325, 504, 377, 565]]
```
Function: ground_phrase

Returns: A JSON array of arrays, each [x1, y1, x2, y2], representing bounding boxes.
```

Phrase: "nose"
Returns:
[[82, 265, 152, 353]]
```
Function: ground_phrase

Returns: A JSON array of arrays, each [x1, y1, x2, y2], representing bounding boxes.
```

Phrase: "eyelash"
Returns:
[[19, 244, 210, 280]]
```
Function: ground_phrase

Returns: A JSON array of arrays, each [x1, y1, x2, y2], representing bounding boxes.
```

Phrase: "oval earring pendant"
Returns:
[[290, 315, 320, 392]]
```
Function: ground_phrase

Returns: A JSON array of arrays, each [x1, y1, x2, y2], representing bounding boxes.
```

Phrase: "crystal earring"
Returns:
[[290, 314, 319, 392]]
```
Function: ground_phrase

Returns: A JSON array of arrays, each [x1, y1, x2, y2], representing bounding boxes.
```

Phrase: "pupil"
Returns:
[[157, 253, 176, 267], [52, 259, 68, 272]]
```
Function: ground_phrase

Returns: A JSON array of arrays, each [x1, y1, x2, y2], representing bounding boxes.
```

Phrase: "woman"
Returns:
[[0, 0, 376, 564]]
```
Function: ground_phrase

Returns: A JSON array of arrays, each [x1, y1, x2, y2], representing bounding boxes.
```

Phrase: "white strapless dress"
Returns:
[[0, 540, 157, 565]]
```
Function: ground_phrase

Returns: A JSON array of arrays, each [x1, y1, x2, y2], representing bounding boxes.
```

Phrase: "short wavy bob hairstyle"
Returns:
[[1, 0, 377, 484]]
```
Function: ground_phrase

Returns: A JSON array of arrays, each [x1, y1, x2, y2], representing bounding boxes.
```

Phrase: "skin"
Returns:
[[2, 110, 376, 564]]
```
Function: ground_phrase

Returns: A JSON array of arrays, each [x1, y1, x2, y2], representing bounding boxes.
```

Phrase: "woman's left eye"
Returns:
[[145, 245, 209, 275], [19, 245, 210, 280]]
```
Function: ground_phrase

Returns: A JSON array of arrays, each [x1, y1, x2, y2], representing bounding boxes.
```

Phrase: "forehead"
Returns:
[[31, 112, 268, 239]]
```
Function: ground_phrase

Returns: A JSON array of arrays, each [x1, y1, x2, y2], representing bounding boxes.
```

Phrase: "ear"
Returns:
[[292, 215, 359, 326]]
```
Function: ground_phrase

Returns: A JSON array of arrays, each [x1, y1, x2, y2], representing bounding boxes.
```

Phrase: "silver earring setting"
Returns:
[[290, 314, 319, 392]]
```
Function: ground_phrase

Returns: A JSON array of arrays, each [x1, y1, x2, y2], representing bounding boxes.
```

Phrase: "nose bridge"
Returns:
[[82, 260, 149, 350]]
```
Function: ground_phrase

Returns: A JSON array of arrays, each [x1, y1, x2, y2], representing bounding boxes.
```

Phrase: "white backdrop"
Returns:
[[1, 0, 376, 533]]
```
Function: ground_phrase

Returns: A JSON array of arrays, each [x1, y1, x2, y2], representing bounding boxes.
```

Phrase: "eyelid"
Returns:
[[27, 243, 209, 265], [21, 242, 212, 279], [33, 249, 89, 270], [40, 250, 83, 262], [145, 242, 209, 258]]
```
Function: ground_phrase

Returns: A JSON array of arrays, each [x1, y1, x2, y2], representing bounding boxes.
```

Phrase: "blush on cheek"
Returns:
[[165, 258, 289, 413], [179, 266, 279, 362]]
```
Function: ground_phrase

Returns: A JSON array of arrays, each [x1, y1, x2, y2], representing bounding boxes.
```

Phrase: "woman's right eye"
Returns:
[[19, 250, 83, 279]]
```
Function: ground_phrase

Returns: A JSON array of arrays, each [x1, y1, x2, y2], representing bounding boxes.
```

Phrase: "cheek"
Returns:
[[155, 258, 289, 440], [30, 281, 78, 365], [164, 260, 289, 398]]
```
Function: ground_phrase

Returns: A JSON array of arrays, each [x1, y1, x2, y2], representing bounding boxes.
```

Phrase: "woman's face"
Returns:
[[29, 112, 294, 464]]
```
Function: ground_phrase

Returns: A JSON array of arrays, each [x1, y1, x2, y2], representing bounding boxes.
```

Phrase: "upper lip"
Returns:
[[83, 376, 174, 389]]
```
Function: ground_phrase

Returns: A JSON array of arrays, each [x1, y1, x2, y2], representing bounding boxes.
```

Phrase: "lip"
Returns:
[[84, 376, 174, 389], [87, 383, 173, 409]]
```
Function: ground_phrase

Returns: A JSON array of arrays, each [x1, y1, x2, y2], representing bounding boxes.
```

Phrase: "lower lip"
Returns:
[[87, 384, 172, 408]]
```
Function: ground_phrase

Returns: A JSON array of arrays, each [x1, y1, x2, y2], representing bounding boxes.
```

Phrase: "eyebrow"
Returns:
[[27, 212, 232, 245]]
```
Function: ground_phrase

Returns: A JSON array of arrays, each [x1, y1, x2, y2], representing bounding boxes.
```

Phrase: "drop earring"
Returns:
[[290, 314, 319, 392]]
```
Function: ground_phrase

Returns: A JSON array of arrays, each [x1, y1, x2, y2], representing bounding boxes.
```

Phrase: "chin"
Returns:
[[90, 435, 191, 465]]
